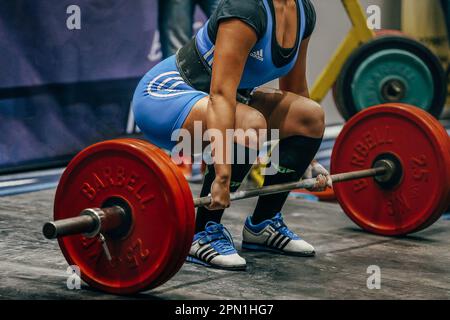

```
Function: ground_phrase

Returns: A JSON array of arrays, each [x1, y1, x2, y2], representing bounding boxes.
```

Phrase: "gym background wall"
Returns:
[[0, 0, 205, 173]]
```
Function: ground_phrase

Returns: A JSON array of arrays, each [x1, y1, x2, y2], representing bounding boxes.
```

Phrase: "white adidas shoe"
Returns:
[[187, 222, 247, 271], [242, 213, 315, 257]]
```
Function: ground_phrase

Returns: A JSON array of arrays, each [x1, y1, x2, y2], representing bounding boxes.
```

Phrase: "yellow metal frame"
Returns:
[[251, 0, 376, 187], [310, 0, 376, 102]]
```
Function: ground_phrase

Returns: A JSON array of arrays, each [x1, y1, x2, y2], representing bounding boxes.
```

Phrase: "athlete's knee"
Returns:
[[235, 109, 268, 148], [303, 101, 325, 134], [245, 109, 268, 132], [288, 99, 325, 138]]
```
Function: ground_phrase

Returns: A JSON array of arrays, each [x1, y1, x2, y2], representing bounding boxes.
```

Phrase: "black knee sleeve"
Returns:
[[252, 135, 323, 224]]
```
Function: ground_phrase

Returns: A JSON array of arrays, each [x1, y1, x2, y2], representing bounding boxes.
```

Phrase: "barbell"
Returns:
[[43, 162, 392, 239], [42, 104, 450, 294]]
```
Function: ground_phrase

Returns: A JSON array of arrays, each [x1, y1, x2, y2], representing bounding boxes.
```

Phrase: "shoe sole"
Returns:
[[242, 242, 316, 257], [186, 255, 247, 271]]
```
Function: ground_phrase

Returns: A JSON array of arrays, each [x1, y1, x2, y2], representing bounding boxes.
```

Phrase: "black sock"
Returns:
[[195, 143, 256, 233], [251, 135, 323, 225]]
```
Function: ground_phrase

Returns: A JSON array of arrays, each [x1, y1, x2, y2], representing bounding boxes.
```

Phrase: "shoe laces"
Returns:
[[271, 214, 299, 239], [200, 222, 236, 255]]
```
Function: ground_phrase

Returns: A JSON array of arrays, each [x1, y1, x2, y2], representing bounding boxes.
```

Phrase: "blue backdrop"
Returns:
[[0, 0, 204, 173]]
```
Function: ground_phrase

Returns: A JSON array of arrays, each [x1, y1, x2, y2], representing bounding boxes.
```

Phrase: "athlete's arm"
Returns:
[[279, 37, 311, 98], [207, 19, 257, 210]]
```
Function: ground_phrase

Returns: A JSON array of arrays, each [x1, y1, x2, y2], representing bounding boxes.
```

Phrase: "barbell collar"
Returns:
[[373, 159, 396, 183], [43, 215, 97, 240], [42, 206, 126, 239]]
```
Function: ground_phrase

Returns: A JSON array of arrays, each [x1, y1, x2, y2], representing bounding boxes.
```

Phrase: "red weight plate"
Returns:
[[402, 104, 450, 213], [331, 104, 450, 236], [111, 140, 195, 291], [311, 187, 336, 202], [54, 139, 187, 294], [153, 161, 195, 288], [116, 139, 189, 290], [125, 139, 195, 289], [397, 106, 450, 231], [293, 187, 336, 202]]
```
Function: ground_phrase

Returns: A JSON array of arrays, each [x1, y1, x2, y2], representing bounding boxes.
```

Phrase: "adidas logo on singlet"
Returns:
[[250, 49, 264, 62]]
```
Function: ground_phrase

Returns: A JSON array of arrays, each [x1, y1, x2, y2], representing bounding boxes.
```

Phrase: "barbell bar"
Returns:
[[43, 159, 393, 240]]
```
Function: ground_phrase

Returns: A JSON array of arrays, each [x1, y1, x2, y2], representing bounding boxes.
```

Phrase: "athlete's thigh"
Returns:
[[182, 97, 268, 149]]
